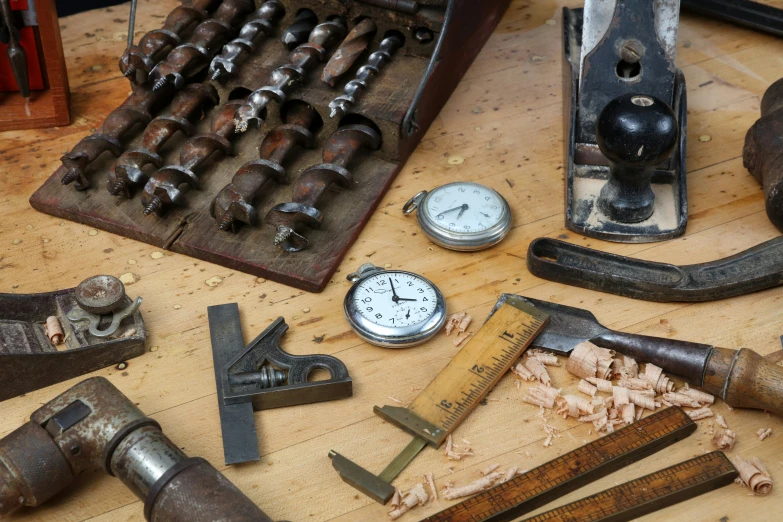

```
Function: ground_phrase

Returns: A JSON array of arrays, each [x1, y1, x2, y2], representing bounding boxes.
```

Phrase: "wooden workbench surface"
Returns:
[[2, 0, 783, 520]]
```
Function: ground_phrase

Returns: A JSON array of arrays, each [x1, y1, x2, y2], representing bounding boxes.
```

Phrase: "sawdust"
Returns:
[[119, 273, 138, 285]]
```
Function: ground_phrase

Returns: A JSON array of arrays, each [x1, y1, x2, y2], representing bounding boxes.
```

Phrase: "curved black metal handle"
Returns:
[[526, 236, 783, 302]]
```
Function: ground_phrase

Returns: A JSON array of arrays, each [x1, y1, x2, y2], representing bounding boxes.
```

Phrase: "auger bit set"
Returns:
[[31, 0, 512, 292]]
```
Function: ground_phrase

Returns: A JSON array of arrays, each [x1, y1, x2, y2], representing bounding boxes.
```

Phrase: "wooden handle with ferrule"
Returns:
[[702, 347, 783, 417]]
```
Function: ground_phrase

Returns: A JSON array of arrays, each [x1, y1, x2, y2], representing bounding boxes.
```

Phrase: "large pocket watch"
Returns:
[[402, 181, 512, 251], [343, 263, 446, 348]]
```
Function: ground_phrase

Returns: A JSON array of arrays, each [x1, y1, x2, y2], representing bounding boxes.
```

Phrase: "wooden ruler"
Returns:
[[521, 452, 737, 522], [423, 407, 703, 522]]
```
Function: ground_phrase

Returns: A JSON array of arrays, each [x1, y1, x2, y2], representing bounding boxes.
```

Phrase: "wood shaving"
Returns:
[[578, 379, 597, 397], [556, 395, 594, 418], [45, 316, 64, 345], [453, 331, 471, 346], [512, 362, 535, 381], [442, 472, 503, 500], [661, 392, 702, 408], [444, 434, 473, 460], [635, 406, 645, 422], [716, 415, 729, 429], [538, 407, 558, 447], [389, 489, 402, 509], [481, 464, 500, 476], [578, 410, 607, 423], [642, 363, 675, 393], [523, 357, 552, 386], [424, 473, 437, 501], [502, 466, 518, 483], [523, 384, 561, 409], [458, 314, 472, 334], [620, 403, 635, 425], [612, 386, 630, 407], [527, 349, 560, 366], [757, 428, 772, 441], [712, 429, 736, 450], [687, 407, 714, 420], [388, 395, 403, 404], [566, 342, 613, 380], [732, 456, 773, 495], [444, 312, 465, 335], [613, 355, 639, 379], [119, 328, 137, 338], [617, 378, 652, 391], [388, 483, 429, 519], [679, 384, 715, 405], [586, 377, 613, 393]]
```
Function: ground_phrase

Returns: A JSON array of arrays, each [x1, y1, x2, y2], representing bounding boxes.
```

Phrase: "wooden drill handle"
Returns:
[[702, 347, 783, 417]]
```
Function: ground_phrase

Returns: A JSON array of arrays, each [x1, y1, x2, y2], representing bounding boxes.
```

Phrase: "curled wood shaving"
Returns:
[[453, 331, 471, 347], [444, 313, 466, 336], [388, 484, 429, 519], [442, 472, 503, 500], [612, 386, 630, 407], [617, 378, 652, 391], [390, 489, 402, 509], [444, 434, 473, 460], [45, 316, 64, 345], [757, 428, 772, 441], [613, 355, 639, 379], [642, 363, 675, 393], [523, 357, 552, 386], [712, 429, 737, 450], [661, 392, 702, 408], [716, 415, 729, 429], [481, 463, 500, 476], [732, 456, 773, 495], [458, 314, 472, 334], [527, 349, 561, 366], [620, 403, 635, 425], [523, 384, 561, 409], [586, 377, 613, 393], [635, 405, 645, 422], [578, 409, 607, 423], [687, 407, 714, 420], [538, 407, 558, 447], [679, 384, 715, 405], [512, 362, 535, 381], [566, 342, 613, 380], [556, 395, 594, 418], [424, 473, 437, 500], [502, 466, 518, 483], [578, 379, 598, 397]]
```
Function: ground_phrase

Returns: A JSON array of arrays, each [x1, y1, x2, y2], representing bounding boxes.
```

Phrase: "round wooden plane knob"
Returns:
[[596, 93, 678, 223]]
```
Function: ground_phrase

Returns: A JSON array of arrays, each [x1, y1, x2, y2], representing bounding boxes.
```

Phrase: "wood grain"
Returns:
[[2, 1, 783, 521]]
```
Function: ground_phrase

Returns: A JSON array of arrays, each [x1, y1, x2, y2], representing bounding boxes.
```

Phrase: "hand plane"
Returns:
[[208, 303, 352, 465], [563, 0, 687, 242]]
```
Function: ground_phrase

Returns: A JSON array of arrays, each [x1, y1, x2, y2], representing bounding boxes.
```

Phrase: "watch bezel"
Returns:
[[344, 269, 447, 349], [417, 182, 512, 251]]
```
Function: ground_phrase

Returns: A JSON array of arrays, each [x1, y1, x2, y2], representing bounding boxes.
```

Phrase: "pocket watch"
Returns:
[[402, 181, 512, 251], [344, 263, 446, 348]]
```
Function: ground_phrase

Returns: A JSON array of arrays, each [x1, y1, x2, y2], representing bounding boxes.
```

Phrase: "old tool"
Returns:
[[0, 377, 273, 521], [423, 407, 704, 522], [148, 0, 255, 92], [563, 0, 687, 242], [120, 0, 221, 84], [744, 78, 783, 232], [141, 100, 243, 215], [208, 1, 284, 83], [280, 8, 317, 50], [343, 263, 447, 348], [60, 87, 171, 190], [328, 30, 404, 119], [266, 121, 381, 251], [0, 275, 145, 403], [108, 82, 218, 198], [208, 304, 352, 465], [211, 100, 318, 231], [520, 452, 736, 522], [358, 0, 420, 14], [0, 0, 30, 99], [329, 295, 548, 503], [321, 18, 376, 87], [516, 295, 783, 417], [682, 0, 783, 39], [527, 236, 783, 302], [234, 15, 347, 132], [403, 181, 512, 251]]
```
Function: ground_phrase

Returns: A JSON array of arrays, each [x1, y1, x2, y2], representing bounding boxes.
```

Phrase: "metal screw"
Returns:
[[143, 197, 162, 216], [620, 40, 643, 63], [117, 362, 128, 370], [414, 27, 433, 44]]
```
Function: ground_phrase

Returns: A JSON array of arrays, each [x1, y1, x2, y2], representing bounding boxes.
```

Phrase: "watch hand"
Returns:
[[456, 203, 469, 219], [436, 205, 464, 219], [405, 309, 410, 319], [396, 297, 417, 302], [389, 277, 399, 299], [480, 211, 491, 218]]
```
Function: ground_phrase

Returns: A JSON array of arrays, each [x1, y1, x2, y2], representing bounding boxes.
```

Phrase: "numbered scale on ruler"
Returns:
[[403, 182, 512, 251], [344, 263, 447, 348]]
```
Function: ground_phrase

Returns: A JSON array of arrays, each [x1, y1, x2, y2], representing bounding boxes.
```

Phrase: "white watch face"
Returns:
[[425, 183, 505, 233], [353, 272, 438, 328]]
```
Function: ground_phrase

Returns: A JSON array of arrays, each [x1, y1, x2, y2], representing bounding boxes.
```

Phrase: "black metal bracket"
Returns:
[[208, 303, 353, 465]]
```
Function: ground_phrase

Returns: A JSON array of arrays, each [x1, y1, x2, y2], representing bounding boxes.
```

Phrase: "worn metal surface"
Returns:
[[280, 8, 316, 50], [108, 83, 218, 198], [562, 3, 688, 242], [120, 0, 220, 84], [149, 0, 255, 92], [0, 377, 272, 521], [322, 18, 377, 87], [212, 100, 318, 230], [527, 236, 783, 301], [681, 0, 783, 38], [743, 77, 783, 232], [59, 87, 170, 190], [328, 30, 404, 119], [208, 0, 284, 82], [141, 100, 244, 215], [0, 278, 146, 402], [209, 303, 352, 465], [266, 123, 381, 251], [233, 16, 347, 131]]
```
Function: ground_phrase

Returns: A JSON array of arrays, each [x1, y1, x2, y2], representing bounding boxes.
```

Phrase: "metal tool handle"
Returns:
[[681, 0, 783, 38], [527, 237, 783, 301]]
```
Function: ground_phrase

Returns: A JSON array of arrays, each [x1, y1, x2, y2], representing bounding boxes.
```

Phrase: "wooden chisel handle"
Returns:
[[703, 347, 783, 417]]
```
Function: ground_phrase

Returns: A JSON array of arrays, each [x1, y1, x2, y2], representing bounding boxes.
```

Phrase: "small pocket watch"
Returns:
[[344, 263, 446, 348], [403, 181, 512, 251]]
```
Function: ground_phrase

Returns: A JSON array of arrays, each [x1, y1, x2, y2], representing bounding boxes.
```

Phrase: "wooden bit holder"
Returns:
[[30, 0, 511, 292]]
